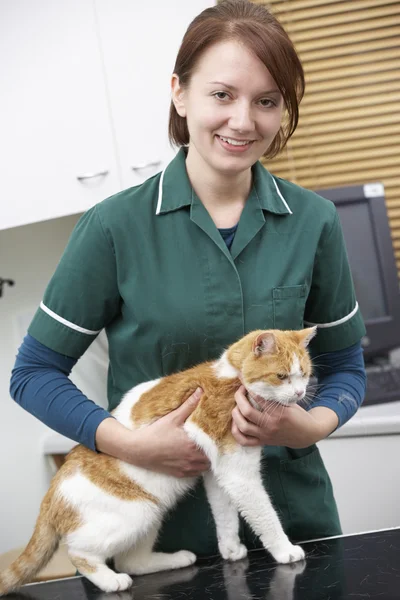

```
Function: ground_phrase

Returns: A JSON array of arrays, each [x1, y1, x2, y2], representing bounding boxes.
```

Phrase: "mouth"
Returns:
[[216, 134, 255, 152]]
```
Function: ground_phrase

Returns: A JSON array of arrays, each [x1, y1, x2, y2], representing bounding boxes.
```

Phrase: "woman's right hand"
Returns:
[[125, 387, 211, 478]]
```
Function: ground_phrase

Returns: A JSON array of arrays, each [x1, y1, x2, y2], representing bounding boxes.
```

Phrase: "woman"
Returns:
[[10, 0, 366, 555]]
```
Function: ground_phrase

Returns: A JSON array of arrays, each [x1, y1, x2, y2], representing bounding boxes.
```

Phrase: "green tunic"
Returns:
[[29, 148, 365, 554]]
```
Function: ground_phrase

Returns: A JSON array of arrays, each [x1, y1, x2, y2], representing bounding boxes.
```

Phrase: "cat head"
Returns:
[[227, 328, 316, 406]]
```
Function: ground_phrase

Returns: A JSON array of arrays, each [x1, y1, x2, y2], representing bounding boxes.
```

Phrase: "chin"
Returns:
[[212, 154, 253, 172]]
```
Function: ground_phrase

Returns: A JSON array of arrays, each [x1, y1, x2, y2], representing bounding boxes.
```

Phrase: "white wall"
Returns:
[[0, 214, 83, 553]]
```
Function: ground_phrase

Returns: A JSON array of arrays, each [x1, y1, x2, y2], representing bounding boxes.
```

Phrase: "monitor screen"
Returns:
[[335, 201, 388, 321], [316, 182, 400, 360]]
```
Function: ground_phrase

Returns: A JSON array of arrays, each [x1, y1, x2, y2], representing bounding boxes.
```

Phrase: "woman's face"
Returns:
[[172, 39, 284, 176]]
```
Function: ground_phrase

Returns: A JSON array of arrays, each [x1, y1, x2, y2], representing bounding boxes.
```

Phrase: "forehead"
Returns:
[[264, 344, 311, 373], [190, 39, 277, 91]]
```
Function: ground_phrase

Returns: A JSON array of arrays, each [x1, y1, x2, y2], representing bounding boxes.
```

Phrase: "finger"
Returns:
[[178, 469, 208, 478], [232, 406, 260, 438], [234, 390, 262, 426], [235, 385, 248, 399], [231, 421, 260, 447], [188, 454, 210, 468], [172, 388, 203, 423]]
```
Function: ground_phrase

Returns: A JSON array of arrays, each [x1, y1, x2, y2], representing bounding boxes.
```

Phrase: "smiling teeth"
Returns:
[[219, 136, 251, 146]]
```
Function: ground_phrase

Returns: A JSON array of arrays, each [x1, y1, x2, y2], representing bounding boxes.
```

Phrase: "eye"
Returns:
[[277, 373, 287, 380], [258, 98, 276, 108], [213, 91, 230, 101]]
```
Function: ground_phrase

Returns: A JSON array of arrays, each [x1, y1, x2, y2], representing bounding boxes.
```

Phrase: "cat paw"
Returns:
[[170, 550, 197, 569], [270, 543, 305, 564], [219, 541, 248, 561], [95, 572, 133, 593]]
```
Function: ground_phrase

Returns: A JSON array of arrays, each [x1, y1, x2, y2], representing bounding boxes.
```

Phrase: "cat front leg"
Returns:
[[203, 471, 247, 561], [214, 449, 305, 564]]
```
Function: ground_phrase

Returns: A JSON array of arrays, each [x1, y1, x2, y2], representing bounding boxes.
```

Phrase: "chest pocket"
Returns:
[[273, 284, 307, 330]]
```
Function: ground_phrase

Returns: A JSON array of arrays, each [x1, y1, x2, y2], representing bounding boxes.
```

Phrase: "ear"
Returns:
[[252, 332, 276, 356], [171, 73, 186, 118], [298, 326, 317, 348]]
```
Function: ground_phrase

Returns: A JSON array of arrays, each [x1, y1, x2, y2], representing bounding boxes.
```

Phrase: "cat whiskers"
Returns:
[[300, 394, 316, 408], [311, 352, 334, 371], [258, 398, 285, 429]]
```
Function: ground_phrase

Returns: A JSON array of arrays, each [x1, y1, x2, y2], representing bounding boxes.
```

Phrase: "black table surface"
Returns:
[[5, 528, 400, 600]]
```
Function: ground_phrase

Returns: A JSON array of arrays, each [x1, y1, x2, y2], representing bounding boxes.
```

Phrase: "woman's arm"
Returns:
[[308, 341, 366, 423], [10, 334, 209, 476], [10, 334, 111, 450]]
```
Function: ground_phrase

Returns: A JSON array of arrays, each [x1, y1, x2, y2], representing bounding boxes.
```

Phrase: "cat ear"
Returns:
[[253, 332, 276, 356], [298, 326, 317, 347]]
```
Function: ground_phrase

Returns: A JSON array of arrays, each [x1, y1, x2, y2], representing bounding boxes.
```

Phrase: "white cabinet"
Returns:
[[0, 0, 214, 231], [0, 0, 120, 230], [95, 0, 212, 190]]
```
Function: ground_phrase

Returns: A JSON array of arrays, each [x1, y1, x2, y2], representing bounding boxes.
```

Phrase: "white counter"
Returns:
[[330, 400, 400, 438]]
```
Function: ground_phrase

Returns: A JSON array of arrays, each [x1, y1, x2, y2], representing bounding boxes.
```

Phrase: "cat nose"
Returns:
[[295, 390, 303, 398]]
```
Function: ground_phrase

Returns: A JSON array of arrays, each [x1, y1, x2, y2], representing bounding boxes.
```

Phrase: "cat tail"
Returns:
[[0, 505, 59, 596]]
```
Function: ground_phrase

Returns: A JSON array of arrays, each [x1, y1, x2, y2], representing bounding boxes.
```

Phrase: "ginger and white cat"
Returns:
[[0, 327, 316, 595]]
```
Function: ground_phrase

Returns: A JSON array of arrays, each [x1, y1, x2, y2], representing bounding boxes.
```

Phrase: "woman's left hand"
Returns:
[[231, 385, 328, 449]]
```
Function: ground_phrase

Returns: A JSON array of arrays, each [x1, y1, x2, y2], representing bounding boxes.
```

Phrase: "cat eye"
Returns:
[[277, 373, 287, 380]]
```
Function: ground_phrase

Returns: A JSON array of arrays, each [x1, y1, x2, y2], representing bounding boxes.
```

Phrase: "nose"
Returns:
[[295, 390, 303, 398], [229, 100, 255, 134]]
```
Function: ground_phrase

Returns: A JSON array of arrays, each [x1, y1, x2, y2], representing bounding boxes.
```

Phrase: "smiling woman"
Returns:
[[171, 39, 285, 174], [169, 8, 304, 163]]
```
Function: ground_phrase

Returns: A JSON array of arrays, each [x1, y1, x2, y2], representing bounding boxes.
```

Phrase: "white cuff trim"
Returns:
[[304, 302, 359, 329], [40, 302, 101, 335]]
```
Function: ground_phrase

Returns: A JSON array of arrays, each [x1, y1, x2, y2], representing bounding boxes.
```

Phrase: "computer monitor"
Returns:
[[315, 183, 400, 362]]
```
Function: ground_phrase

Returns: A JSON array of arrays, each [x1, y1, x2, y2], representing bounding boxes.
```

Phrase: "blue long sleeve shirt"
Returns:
[[10, 334, 366, 451]]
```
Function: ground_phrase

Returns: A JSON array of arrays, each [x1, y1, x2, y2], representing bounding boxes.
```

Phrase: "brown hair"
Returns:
[[168, 0, 305, 159]]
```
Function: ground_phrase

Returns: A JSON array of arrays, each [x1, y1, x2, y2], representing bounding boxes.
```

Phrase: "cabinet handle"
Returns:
[[77, 170, 109, 181], [131, 160, 161, 172]]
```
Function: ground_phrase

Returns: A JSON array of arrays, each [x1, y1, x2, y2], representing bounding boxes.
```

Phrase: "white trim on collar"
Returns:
[[156, 159, 293, 216], [304, 302, 359, 329], [270, 174, 292, 214], [40, 302, 100, 335], [155, 167, 167, 215]]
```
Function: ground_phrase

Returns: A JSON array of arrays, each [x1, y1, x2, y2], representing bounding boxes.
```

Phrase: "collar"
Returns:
[[156, 147, 292, 216]]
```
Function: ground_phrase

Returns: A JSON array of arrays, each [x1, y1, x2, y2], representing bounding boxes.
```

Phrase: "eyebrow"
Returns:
[[207, 81, 281, 95]]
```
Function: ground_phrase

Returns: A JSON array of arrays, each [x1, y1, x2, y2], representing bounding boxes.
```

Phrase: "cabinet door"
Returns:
[[0, 0, 120, 231], [95, 0, 215, 190]]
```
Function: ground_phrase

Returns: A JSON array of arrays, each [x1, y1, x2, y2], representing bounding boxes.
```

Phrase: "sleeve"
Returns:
[[304, 209, 366, 354], [10, 334, 112, 450], [28, 205, 120, 359], [306, 341, 367, 429]]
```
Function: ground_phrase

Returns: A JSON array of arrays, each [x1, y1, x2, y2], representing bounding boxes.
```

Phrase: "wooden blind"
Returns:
[[257, 0, 400, 275]]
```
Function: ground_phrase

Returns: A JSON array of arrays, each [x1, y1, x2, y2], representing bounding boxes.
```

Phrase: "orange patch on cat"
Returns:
[[228, 329, 313, 386], [69, 555, 97, 574], [131, 363, 240, 449], [64, 445, 158, 504]]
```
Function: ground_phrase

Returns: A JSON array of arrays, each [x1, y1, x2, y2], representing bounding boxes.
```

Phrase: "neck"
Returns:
[[184, 145, 252, 227]]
